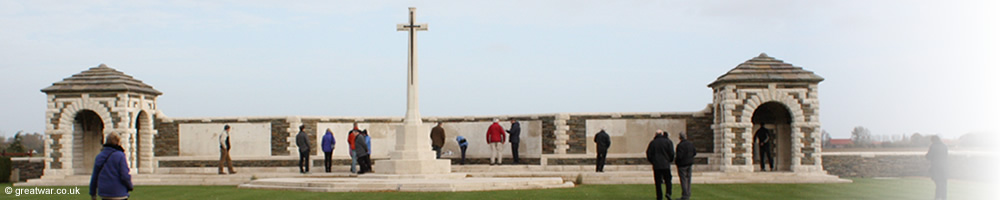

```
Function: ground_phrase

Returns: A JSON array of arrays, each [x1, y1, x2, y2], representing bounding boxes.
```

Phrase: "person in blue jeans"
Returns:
[[456, 135, 469, 165], [89, 133, 133, 200]]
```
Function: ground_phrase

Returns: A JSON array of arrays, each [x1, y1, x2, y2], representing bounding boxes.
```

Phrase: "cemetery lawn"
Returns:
[[0, 177, 988, 200]]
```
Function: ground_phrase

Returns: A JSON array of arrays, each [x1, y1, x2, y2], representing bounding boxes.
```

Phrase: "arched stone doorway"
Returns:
[[134, 111, 151, 172], [74, 110, 105, 175], [751, 101, 792, 171]]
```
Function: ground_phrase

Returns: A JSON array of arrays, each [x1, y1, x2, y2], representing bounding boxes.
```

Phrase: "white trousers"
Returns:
[[490, 142, 504, 164]]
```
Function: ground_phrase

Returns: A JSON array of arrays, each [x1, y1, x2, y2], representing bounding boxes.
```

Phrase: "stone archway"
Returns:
[[74, 110, 104, 175], [134, 110, 151, 173], [751, 101, 793, 171]]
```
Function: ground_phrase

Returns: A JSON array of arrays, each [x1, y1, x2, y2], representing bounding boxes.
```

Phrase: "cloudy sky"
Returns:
[[1, 0, 997, 139]]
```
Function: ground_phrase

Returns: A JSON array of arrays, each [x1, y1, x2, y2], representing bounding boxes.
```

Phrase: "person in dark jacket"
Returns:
[[506, 119, 521, 164], [321, 128, 336, 173], [754, 127, 773, 171], [431, 122, 446, 159], [355, 130, 371, 174], [927, 135, 948, 200], [456, 135, 469, 165], [594, 128, 611, 172], [89, 133, 133, 200], [675, 132, 697, 200], [646, 129, 675, 200], [296, 125, 310, 174]]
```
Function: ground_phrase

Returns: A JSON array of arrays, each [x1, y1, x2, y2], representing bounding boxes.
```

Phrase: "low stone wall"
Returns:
[[821, 152, 998, 181], [10, 157, 44, 182]]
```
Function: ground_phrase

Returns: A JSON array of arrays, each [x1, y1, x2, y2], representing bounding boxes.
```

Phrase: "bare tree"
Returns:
[[851, 126, 873, 147]]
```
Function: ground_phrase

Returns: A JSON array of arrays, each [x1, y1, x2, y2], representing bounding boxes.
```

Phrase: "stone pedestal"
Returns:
[[373, 122, 451, 174]]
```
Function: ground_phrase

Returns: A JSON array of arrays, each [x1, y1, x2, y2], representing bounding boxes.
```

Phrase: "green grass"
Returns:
[[0, 178, 989, 200]]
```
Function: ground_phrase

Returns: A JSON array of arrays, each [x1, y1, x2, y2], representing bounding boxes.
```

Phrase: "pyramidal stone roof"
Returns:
[[708, 53, 824, 88], [41, 64, 162, 95]]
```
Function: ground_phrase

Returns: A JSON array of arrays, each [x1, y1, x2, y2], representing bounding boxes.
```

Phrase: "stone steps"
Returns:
[[237, 177, 574, 192]]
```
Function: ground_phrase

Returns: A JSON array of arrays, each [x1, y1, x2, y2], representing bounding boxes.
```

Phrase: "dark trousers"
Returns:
[[323, 151, 333, 172], [596, 149, 608, 172], [299, 151, 310, 173], [433, 146, 442, 159], [511, 142, 520, 163], [677, 165, 693, 200], [933, 177, 947, 200], [460, 146, 468, 164], [357, 155, 371, 174], [759, 143, 773, 171], [654, 169, 673, 200]]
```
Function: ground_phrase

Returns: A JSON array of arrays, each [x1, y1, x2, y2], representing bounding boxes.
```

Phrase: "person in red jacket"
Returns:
[[486, 119, 506, 165]]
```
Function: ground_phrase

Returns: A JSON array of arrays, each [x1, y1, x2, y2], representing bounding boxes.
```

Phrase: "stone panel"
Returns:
[[179, 123, 271, 157], [154, 118, 179, 156]]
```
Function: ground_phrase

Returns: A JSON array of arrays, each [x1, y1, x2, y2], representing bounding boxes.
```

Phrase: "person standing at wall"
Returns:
[[218, 125, 236, 174], [89, 133, 133, 200], [927, 135, 948, 200], [646, 130, 675, 200], [675, 132, 697, 200], [486, 119, 506, 165], [594, 128, 611, 172], [364, 129, 372, 172], [321, 128, 336, 173], [296, 125, 311, 174], [456, 135, 469, 165], [355, 129, 371, 174], [506, 119, 521, 164], [431, 122, 446, 159], [754, 127, 774, 171], [348, 123, 360, 173]]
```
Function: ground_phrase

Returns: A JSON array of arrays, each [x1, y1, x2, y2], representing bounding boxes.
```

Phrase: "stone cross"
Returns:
[[397, 7, 427, 124]]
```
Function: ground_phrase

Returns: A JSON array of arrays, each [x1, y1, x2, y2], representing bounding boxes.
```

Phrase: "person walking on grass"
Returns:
[[927, 135, 948, 200], [675, 132, 697, 200], [321, 128, 336, 173], [296, 125, 311, 174], [646, 129, 675, 200], [89, 133, 133, 200]]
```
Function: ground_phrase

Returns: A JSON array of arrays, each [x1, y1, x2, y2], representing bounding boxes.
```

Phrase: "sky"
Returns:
[[1, 0, 998, 139]]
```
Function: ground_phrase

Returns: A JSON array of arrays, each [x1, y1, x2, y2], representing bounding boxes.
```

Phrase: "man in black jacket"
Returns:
[[594, 129, 611, 172], [506, 119, 521, 164], [675, 132, 697, 200], [754, 127, 773, 171], [646, 129, 675, 200], [295, 125, 310, 174]]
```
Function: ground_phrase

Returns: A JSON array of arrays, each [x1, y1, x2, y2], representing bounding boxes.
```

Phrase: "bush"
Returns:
[[0, 156, 11, 183]]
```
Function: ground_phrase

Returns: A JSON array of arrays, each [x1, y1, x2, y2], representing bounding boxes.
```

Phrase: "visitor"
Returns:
[[927, 135, 948, 200], [321, 128, 336, 173], [348, 123, 360, 173], [296, 125, 310, 174], [486, 119, 506, 165], [646, 129, 675, 200], [89, 133, 133, 200], [431, 122, 445, 159], [456, 135, 469, 165], [594, 128, 611, 172], [675, 132, 697, 200], [506, 119, 521, 164], [355, 129, 371, 174], [218, 125, 236, 174], [754, 127, 774, 171], [364, 129, 372, 172]]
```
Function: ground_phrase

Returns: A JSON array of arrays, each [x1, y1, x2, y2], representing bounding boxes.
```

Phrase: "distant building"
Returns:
[[828, 139, 852, 148]]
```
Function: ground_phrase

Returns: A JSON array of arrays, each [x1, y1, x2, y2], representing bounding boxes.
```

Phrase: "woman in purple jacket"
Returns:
[[89, 133, 133, 200]]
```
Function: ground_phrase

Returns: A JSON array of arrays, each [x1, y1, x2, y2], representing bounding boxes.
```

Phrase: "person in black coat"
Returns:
[[355, 130, 372, 174], [926, 135, 948, 200], [506, 119, 521, 164], [594, 129, 611, 172], [754, 127, 773, 171], [646, 129, 675, 200], [675, 132, 697, 200]]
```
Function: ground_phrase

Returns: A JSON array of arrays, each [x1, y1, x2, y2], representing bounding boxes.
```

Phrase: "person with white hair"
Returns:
[[486, 118, 506, 165]]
